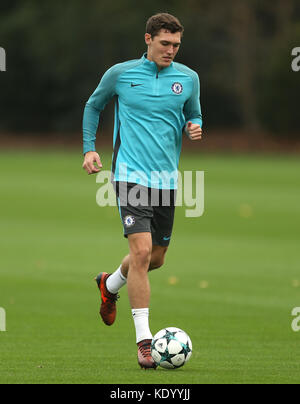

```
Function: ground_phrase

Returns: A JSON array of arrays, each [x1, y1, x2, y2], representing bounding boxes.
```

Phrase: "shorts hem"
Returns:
[[123, 229, 152, 238]]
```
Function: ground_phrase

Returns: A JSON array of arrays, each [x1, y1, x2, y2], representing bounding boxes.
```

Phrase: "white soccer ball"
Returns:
[[151, 327, 192, 369]]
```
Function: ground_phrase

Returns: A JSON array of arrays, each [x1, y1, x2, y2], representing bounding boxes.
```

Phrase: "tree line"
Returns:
[[0, 0, 299, 137]]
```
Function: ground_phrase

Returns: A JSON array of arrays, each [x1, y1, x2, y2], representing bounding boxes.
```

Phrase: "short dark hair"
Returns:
[[146, 13, 184, 38]]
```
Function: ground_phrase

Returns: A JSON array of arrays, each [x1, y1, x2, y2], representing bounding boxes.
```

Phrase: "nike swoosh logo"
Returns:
[[131, 83, 143, 87], [163, 236, 171, 241]]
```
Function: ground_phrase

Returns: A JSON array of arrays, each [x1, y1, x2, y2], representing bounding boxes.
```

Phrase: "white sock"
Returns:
[[106, 265, 127, 294], [132, 308, 153, 343]]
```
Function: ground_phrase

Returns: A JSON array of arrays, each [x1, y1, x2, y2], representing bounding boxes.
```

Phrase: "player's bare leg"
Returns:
[[127, 232, 152, 309], [126, 232, 158, 369], [120, 245, 168, 278]]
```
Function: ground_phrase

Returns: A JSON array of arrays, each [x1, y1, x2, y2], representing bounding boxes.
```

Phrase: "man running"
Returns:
[[82, 13, 203, 369]]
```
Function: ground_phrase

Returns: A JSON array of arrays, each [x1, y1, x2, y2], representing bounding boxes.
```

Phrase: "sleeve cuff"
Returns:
[[83, 142, 96, 155]]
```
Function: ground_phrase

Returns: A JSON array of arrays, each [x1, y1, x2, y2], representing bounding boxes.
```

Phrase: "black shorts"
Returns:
[[114, 182, 176, 247]]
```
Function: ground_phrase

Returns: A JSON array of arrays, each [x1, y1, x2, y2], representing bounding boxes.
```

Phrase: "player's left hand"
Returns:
[[186, 121, 202, 141]]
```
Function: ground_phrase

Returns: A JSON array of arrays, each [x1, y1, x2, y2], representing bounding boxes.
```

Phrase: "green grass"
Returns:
[[0, 149, 300, 384]]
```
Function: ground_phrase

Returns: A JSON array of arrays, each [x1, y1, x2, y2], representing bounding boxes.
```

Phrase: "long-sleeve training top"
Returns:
[[83, 53, 202, 189]]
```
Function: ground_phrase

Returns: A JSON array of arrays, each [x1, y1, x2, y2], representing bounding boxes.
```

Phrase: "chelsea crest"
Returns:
[[172, 82, 183, 94]]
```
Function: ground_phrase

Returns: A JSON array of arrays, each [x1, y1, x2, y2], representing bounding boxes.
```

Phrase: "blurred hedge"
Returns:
[[0, 0, 299, 136]]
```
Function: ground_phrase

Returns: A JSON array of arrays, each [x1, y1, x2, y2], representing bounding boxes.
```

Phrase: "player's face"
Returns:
[[145, 30, 182, 70]]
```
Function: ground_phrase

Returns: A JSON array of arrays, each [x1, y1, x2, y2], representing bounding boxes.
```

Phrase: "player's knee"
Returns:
[[132, 246, 152, 267], [150, 254, 166, 270]]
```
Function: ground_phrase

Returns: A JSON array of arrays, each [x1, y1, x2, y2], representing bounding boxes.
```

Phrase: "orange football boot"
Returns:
[[95, 272, 119, 326]]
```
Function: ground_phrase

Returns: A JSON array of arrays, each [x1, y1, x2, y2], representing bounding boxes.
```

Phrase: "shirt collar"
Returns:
[[141, 53, 173, 74]]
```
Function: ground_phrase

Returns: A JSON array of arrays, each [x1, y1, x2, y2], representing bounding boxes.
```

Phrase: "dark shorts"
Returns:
[[114, 182, 176, 247]]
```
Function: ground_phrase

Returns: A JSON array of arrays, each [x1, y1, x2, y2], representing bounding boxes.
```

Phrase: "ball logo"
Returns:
[[172, 82, 183, 95], [124, 215, 135, 227]]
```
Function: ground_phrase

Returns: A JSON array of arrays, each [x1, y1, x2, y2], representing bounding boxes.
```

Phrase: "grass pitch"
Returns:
[[0, 149, 300, 384]]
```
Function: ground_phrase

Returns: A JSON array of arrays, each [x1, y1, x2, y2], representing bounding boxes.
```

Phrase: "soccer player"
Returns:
[[82, 13, 203, 369]]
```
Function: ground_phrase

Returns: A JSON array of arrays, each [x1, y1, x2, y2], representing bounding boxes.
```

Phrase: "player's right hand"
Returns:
[[82, 151, 103, 175]]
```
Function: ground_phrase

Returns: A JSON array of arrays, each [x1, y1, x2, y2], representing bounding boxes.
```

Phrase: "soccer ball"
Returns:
[[151, 327, 192, 369]]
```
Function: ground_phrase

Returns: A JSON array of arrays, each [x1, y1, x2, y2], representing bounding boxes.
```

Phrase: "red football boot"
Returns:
[[95, 272, 119, 326], [137, 339, 157, 370]]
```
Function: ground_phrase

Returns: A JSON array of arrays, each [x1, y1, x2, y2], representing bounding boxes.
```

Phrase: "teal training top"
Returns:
[[83, 54, 202, 189]]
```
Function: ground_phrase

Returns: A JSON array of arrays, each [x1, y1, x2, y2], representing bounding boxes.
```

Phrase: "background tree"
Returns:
[[0, 0, 299, 136]]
